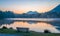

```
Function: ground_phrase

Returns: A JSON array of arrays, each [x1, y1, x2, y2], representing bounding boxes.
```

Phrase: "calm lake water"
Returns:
[[0, 18, 60, 33], [0, 33, 19, 36]]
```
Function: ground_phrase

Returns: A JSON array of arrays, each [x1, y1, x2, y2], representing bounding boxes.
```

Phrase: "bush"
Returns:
[[9, 27, 13, 29], [44, 30, 51, 33], [2, 26, 7, 29]]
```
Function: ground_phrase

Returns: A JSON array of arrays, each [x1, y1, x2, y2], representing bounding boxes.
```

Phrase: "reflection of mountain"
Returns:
[[0, 20, 14, 25], [48, 21, 60, 30]]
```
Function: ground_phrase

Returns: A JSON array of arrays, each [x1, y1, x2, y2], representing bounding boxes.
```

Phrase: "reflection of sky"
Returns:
[[0, 0, 60, 14], [1, 22, 60, 33]]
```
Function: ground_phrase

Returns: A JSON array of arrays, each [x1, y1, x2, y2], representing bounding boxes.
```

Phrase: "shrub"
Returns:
[[9, 27, 13, 29], [44, 29, 51, 33], [2, 26, 7, 29]]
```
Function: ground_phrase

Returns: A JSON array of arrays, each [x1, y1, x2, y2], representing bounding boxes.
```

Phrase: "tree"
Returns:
[[9, 27, 13, 29], [0, 11, 4, 19], [2, 26, 7, 29], [44, 29, 51, 33], [4, 11, 15, 18]]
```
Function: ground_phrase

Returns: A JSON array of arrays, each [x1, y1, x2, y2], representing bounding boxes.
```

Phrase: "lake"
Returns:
[[0, 18, 60, 33]]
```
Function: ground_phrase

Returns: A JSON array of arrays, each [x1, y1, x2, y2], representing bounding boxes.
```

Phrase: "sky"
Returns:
[[0, 0, 60, 14]]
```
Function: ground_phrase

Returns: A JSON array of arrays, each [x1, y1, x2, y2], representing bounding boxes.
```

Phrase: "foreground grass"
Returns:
[[0, 29, 17, 34], [0, 29, 60, 36], [19, 31, 60, 36]]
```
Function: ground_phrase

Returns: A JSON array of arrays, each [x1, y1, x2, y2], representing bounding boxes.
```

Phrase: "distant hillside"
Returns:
[[41, 4, 60, 18], [15, 11, 41, 18], [6, 4, 60, 18], [26, 11, 39, 14], [50, 4, 60, 12], [0, 4, 60, 18]]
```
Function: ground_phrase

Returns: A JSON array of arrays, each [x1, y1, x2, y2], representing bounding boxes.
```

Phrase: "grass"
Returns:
[[0, 29, 60, 36], [28, 31, 60, 36], [0, 29, 17, 34], [18, 31, 60, 36]]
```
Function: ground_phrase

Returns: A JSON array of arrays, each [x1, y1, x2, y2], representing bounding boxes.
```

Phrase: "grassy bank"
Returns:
[[0, 29, 17, 34], [18, 31, 60, 36], [0, 29, 60, 36]]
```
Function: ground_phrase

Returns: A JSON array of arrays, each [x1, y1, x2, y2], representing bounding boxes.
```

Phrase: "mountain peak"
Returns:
[[54, 4, 60, 9], [50, 4, 60, 12], [26, 11, 39, 14], [57, 4, 60, 7]]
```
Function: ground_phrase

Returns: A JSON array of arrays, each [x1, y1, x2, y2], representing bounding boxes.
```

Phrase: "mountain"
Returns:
[[15, 4, 60, 18], [41, 4, 60, 18], [0, 5, 60, 18], [15, 11, 41, 18], [26, 11, 39, 14], [50, 4, 60, 12]]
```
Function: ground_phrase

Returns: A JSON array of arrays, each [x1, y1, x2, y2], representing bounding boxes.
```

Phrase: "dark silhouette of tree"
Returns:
[[9, 27, 13, 29], [44, 29, 51, 33], [0, 10, 15, 19], [2, 26, 7, 29], [3, 11, 15, 18], [0, 10, 4, 19]]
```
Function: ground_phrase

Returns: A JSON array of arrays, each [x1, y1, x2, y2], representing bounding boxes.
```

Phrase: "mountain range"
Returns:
[[0, 4, 60, 18], [15, 4, 60, 18]]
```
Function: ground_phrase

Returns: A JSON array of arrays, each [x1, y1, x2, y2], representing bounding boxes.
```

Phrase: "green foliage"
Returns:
[[9, 27, 13, 29], [2, 26, 7, 29], [0, 29, 60, 36], [0, 29, 16, 34]]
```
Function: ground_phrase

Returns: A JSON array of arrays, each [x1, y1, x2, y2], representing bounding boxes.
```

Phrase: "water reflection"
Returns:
[[0, 20, 14, 26], [0, 21, 60, 33]]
